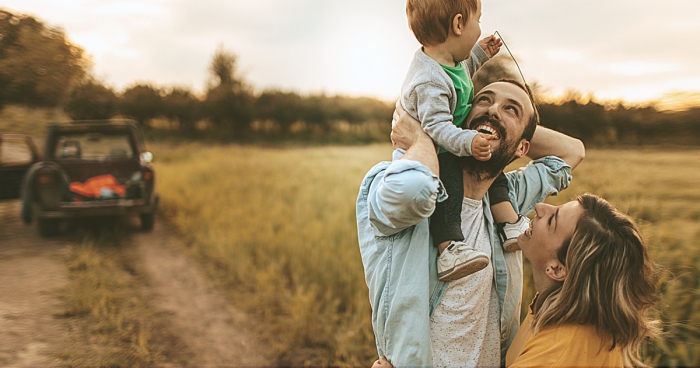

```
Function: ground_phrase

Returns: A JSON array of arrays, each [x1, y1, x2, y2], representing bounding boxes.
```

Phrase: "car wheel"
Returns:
[[140, 212, 155, 231], [38, 217, 60, 237]]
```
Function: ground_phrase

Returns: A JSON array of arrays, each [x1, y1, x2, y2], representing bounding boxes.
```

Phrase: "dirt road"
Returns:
[[0, 200, 71, 365], [132, 222, 270, 366], [0, 199, 269, 366]]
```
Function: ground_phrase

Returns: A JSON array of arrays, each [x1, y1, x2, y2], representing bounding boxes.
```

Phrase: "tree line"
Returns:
[[1, 8, 698, 145]]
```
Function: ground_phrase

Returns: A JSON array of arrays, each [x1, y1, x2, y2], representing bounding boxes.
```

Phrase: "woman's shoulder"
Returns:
[[510, 323, 624, 367]]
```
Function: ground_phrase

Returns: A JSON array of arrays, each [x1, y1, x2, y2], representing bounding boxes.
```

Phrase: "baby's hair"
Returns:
[[406, 0, 478, 46]]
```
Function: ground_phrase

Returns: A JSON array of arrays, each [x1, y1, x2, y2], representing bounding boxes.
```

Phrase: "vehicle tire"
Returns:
[[37, 217, 60, 237], [140, 212, 155, 232]]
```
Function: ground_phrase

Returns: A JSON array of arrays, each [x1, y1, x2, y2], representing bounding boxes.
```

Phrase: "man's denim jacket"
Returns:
[[356, 154, 572, 367]]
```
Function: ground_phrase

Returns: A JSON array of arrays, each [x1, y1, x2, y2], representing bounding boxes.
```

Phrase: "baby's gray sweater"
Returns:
[[400, 45, 489, 157]]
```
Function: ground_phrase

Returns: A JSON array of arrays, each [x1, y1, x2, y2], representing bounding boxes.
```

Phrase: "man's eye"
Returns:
[[548, 215, 554, 226]]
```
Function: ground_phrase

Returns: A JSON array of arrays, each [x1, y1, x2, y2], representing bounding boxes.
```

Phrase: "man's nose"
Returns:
[[486, 103, 501, 119]]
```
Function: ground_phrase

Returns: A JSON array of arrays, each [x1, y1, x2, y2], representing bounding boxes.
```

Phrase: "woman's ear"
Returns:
[[546, 262, 567, 282]]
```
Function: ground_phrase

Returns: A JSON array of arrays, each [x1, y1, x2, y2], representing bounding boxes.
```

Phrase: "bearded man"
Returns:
[[356, 80, 585, 367]]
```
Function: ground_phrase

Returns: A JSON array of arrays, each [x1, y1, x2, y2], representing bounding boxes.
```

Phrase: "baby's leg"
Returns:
[[489, 173, 529, 252], [432, 152, 489, 281]]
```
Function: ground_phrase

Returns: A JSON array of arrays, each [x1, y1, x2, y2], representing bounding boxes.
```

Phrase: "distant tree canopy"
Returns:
[[0, 9, 88, 108], [3, 7, 698, 145], [120, 84, 163, 126], [204, 46, 253, 134], [65, 78, 117, 120], [162, 87, 200, 131]]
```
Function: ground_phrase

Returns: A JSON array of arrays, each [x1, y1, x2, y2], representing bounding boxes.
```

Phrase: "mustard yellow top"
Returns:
[[506, 305, 624, 367]]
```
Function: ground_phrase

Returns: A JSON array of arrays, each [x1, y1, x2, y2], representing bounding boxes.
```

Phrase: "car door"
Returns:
[[0, 135, 40, 200]]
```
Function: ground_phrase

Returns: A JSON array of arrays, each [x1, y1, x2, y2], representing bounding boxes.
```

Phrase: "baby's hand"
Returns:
[[478, 35, 502, 58], [472, 133, 493, 161], [371, 356, 393, 368]]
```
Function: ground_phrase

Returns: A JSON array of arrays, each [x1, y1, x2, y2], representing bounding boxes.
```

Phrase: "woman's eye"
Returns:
[[547, 215, 554, 226]]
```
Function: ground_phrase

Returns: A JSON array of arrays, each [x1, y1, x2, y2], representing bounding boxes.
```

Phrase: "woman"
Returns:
[[506, 193, 660, 366], [372, 194, 660, 367]]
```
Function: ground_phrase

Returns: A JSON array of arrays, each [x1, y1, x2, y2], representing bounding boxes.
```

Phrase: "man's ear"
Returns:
[[546, 261, 567, 283], [514, 139, 530, 159], [452, 14, 464, 35]]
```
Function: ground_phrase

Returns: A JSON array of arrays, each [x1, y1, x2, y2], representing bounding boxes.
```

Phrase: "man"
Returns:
[[357, 80, 585, 366]]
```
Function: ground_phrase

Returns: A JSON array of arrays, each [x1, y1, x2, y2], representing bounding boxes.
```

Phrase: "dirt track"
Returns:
[[0, 199, 269, 366]]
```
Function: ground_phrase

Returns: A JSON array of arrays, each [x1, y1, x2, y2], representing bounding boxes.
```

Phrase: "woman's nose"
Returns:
[[534, 203, 552, 217]]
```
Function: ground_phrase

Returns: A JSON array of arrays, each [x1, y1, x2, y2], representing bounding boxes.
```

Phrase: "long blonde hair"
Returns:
[[532, 193, 660, 366]]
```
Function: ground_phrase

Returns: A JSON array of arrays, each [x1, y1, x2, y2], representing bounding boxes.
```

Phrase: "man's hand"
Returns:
[[390, 100, 440, 175], [478, 35, 502, 58], [471, 133, 494, 161], [371, 356, 393, 368], [391, 100, 428, 151]]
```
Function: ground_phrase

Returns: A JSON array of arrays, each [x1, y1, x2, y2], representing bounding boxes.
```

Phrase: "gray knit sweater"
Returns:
[[400, 45, 489, 157]]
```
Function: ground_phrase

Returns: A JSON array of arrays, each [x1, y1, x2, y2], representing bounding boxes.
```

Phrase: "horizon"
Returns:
[[2, 1, 700, 109]]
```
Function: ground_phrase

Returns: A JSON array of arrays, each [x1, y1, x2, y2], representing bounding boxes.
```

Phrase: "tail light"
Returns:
[[37, 173, 55, 185], [142, 168, 155, 200]]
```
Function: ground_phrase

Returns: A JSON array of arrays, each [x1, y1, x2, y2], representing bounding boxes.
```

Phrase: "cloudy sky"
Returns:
[[3, 0, 700, 104]]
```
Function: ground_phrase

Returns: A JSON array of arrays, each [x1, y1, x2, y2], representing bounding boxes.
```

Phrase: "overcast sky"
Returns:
[[3, 0, 700, 104]]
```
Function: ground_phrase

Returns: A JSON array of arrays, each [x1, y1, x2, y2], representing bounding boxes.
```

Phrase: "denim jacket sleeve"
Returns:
[[368, 158, 445, 237], [357, 157, 447, 367], [505, 156, 573, 217]]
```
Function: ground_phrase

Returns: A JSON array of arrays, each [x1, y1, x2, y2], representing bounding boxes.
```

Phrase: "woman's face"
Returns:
[[518, 200, 584, 269]]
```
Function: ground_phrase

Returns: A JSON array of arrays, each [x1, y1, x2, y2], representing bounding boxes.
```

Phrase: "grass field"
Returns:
[[151, 142, 700, 366]]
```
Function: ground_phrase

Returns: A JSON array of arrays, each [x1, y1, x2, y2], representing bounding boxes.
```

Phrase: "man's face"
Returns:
[[459, 82, 534, 179]]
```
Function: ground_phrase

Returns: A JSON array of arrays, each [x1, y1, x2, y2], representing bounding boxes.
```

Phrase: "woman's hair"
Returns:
[[532, 193, 660, 366]]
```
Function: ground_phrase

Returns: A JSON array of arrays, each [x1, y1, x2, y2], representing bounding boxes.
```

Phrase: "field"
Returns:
[[151, 142, 700, 366]]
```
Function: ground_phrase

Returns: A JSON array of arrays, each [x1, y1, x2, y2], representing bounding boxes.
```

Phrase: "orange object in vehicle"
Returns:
[[69, 174, 125, 198]]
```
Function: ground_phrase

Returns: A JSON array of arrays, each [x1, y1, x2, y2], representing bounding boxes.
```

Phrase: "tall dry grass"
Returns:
[[153, 142, 700, 366], [61, 230, 164, 365], [154, 142, 387, 365]]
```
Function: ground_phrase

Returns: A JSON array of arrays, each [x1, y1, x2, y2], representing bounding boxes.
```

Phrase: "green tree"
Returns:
[[119, 84, 163, 126], [0, 9, 88, 108], [65, 78, 117, 120], [162, 87, 201, 131], [255, 90, 303, 133], [203, 46, 253, 134]]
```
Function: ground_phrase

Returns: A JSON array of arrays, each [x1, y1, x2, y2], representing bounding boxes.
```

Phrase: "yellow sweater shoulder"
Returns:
[[509, 318, 624, 367]]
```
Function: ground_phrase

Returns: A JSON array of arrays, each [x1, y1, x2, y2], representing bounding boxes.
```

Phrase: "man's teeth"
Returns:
[[475, 125, 499, 138]]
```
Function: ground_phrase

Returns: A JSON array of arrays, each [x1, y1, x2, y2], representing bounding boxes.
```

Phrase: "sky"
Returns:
[[3, 0, 700, 105]]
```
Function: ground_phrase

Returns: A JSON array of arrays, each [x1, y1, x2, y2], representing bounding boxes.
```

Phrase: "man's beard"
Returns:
[[460, 115, 518, 180]]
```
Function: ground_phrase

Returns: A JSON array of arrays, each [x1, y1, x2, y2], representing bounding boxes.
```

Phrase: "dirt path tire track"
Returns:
[[0, 200, 71, 366], [131, 221, 270, 366], [0, 199, 269, 366]]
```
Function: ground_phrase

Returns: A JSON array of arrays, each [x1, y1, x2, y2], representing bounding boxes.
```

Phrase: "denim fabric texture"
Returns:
[[357, 152, 572, 367]]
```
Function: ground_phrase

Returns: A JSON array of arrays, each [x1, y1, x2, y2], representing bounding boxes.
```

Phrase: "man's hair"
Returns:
[[532, 193, 661, 366], [496, 78, 539, 141], [406, 0, 478, 47]]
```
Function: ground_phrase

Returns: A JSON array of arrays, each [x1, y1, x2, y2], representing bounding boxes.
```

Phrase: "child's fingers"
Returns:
[[475, 152, 492, 161]]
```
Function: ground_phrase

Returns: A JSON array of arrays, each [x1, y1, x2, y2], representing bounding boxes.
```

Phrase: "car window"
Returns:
[[0, 138, 34, 165], [54, 132, 134, 159]]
